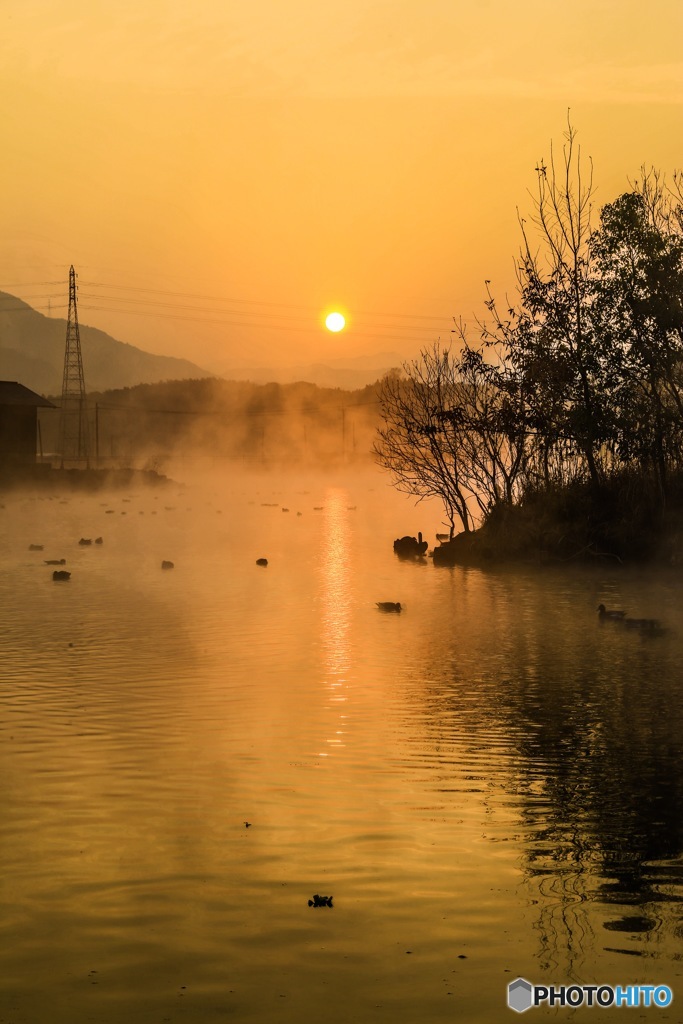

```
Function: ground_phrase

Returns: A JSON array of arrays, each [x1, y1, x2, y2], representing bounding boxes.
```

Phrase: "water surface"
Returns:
[[1, 468, 682, 1022]]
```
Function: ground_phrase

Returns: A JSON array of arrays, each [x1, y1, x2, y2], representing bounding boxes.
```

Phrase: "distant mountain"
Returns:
[[218, 351, 404, 389], [0, 292, 213, 395]]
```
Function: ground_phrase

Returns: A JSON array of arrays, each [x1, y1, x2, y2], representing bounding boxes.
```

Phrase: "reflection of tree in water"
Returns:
[[414, 584, 683, 978], [506, 624, 683, 975]]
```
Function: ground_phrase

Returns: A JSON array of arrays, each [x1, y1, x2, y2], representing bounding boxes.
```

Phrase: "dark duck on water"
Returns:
[[308, 894, 333, 908], [597, 604, 626, 620], [393, 532, 428, 558]]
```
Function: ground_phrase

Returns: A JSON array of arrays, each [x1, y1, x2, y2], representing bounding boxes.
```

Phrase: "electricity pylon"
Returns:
[[58, 266, 90, 466]]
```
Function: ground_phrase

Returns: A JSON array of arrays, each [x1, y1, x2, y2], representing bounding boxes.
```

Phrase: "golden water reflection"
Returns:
[[1, 476, 683, 1022], [317, 487, 353, 754]]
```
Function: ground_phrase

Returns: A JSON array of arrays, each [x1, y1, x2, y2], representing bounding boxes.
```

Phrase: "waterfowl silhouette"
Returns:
[[256, 558, 268, 567], [597, 604, 627, 620], [393, 532, 428, 558], [161, 560, 174, 570], [308, 894, 333, 908], [45, 559, 66, 565], [52, 570, 71, 581], [376, 602, 402, 612]]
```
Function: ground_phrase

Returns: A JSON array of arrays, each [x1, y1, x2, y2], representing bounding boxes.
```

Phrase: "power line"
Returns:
[[0, 291, 459, 343], [78, 299, 445, 332], [77, 303, 444, 345], [80, 279, 454, 323], [0, 281, 66, 288], [1, 275, 488, 338]]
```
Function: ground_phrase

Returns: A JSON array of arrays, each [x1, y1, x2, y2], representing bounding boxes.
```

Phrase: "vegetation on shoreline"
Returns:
[[376, 124, 683, 564], [433, 472, 683, 566]]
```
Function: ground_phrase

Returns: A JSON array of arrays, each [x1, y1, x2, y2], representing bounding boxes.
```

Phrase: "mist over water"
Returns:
[[1, 465, 683, 1022]]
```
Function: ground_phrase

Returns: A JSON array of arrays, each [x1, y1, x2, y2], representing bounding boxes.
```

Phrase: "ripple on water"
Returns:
[[1, 479, 683, 1021]]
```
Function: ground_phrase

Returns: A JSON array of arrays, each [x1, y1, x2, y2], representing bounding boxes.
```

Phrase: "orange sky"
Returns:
[[0, 0, 681, 377]]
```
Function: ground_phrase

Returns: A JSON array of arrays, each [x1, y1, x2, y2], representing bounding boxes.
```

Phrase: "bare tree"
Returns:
[[374, 351, 475, 534], [374, 342, 530, 533], [485, 120, 609, 490]]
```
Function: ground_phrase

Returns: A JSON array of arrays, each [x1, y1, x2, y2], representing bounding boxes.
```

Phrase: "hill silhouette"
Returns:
[[0, 291, 212, 394]]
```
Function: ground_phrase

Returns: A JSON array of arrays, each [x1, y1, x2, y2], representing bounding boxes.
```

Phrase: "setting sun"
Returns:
[[325, 311, 346, 333]]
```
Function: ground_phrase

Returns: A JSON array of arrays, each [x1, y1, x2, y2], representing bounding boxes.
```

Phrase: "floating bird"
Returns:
[[597, 604, 627, 620], [52, 570, 71, 581], [256, 558, 268, 567], [244, 821, 252, 828], [377, 602, 402, 613], [79, 538, 92, 546], [29, 544, 44, 551], [45, 559, 66, 565], [95, 537, 103, 544], [598, 605, 664, 634], [161, 560, 174, 570], [308, 894, 333, 908], [393, 532, 428, 558]]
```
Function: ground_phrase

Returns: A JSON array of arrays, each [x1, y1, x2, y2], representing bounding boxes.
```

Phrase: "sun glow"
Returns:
[[325, 311, 346, 332]]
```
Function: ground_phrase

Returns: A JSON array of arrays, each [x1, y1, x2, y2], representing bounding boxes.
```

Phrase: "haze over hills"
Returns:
[[0, 292, 213, 395], [218, 351, 404, 390], [0, 291, 405, 394]]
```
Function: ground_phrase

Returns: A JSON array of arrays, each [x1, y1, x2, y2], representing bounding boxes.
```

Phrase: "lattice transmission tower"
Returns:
[[58, 266, 90, 466]]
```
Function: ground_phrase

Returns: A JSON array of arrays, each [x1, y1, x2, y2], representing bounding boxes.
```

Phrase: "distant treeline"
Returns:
[[376, 128, 683, 560], [40, 377, 383, 467]]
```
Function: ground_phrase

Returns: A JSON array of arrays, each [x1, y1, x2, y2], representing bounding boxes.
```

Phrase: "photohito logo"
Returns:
[[507, 978, 673, 1013]]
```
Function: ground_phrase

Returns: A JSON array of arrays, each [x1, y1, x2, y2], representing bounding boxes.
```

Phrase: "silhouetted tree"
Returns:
[[483, 121, 613, 490], [374, 342, 530, 531], [590, 183, 683, 497], [375, 122, 683, 543], [374, 349, 476, 533]]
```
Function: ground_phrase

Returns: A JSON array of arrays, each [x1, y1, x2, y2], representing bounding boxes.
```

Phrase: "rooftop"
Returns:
[[0, 381, 56, 408]]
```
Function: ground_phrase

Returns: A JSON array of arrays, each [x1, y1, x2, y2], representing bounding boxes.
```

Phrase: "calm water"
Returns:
[[1, 466, 683, 1023]]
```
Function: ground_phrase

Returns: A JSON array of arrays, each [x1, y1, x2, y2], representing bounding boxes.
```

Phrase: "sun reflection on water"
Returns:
[[317, 487, 354, 753]]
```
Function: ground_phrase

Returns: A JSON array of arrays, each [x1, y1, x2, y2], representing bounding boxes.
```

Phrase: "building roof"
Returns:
[[0, 381, 56, 408]]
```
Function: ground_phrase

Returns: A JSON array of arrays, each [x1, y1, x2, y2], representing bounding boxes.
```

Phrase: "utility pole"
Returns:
[[341, 405, 346, 460], [58, 266, 90, 467]]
